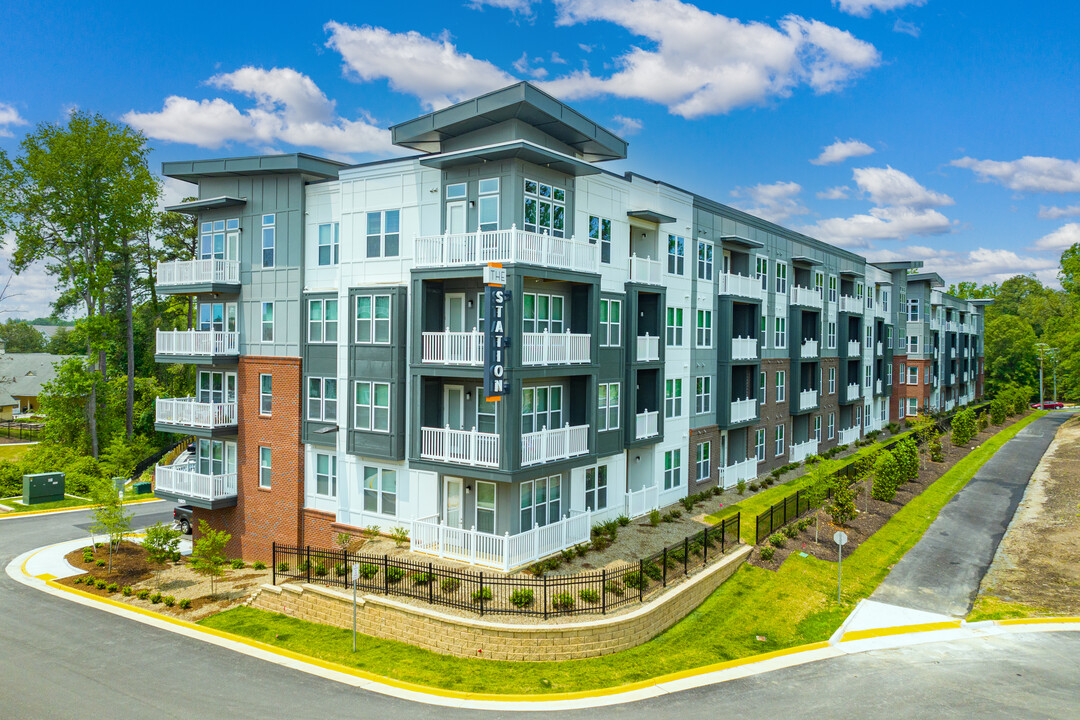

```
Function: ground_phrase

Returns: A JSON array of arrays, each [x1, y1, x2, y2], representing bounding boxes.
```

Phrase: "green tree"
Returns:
[[191, 519, 231, 597], [894, 438, 919, 482], [872, 450, 900, 502], [88, 476, 132, 575], [826, 472, 858, 526], [38, 357, 95, 454], [0, 320, 46, 353], [983, 315, 1038, 396], [990, 395, 1008, 425], [143, 521, 182, 566], [45, 325, 81, 355], [951, 407, 978, 446]]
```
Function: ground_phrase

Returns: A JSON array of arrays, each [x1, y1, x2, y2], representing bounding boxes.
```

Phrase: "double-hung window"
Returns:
[[776, 371, 787, 402], [815, 271, 824, 298], [775, 263, 788, 294], [355, 295, 391, 344], [755, 428, 766, 462], [366, 210, 400, 258], [523, 180, 565, 236], [906, 398, 918, 416], [521, 385, 563, 433], [865, 366, 872, 388], [315, 453, 337, 497], [261, 302, 274, 342], [828, 413, 836, 439], [664, 450, 682, 490], [908, 366, 919, 385], [828, 367, 837, 394], [696, 441, 710, 482], [756, 256, 769, 290], [259, 374, 272, 415], [307, 378, 337, 422], [774, 317, 787, 349], [696, 309, 713, 348], [317, 222, 339, 266], [667, 235, 685, 275], [259, 447, 271, 488], [599, 299, 621, 347], [814, 415, 822, 442], [829, 275, 838, 303], [828, 321, 837, 348], [522, 293, 564, 334], [759, 371, 767, 404], [665, 378, 683, 418], [908, 298, 920, 322], [666, 307, 684, 347], [261, 214, 275, 268], [520, 476, 560, 528], [908, 335, 920, 354], [362, 466, 397, 516], [308, 298, 338, 343], [697, 241, 713, 280], [354, 381, 390, 432], [589, 215, 613, 264], [584, 466, 608, 511], [775, 424, 785, 456], [478, 178, 499, 232], [695, 376, 712, 414], [597, 382, 620, 431]]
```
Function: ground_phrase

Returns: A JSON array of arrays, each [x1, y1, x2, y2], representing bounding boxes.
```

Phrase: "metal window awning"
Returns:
[[790, 255, 823, 266], [719, 234, 765, 249], [164, 196, 247, 215], [627, 209, 677, 224], [417, 140, 601, 176]]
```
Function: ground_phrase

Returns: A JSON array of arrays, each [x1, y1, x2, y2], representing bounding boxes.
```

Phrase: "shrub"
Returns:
[[179, 598, 192, 610], [363, 525, 381, 539], [561, 548, 575, 562], [509, 589, 535, 607], [230, 559, 245, 570], [334, 563, 348, 577], [826, 472, 858, 526], [579, 588, 600, 604], [648, 509, 661, 527], [171, 551, 181, 562], [978, 414, 989, 431], [643, 561, 663, 582], [358, 563, 379, 579], [471, 586, 493, 603], [163, 595, 176, 607], [886, 422, 900, 435], [894, 438, 919, 482], [749, 482, 759, 492], [136, 588, 150, 600], [440, 577, 460, 593], [760, 546, 775, 562], [389, 526, 409, 548], [543, 557, 561, 571], [122, 586, 132, 596], [783, 525, 798, 539], [604, 581, 624, 596], [951, 407, 977, 446], [385, 566, 404, 583], [73, 576, 84, 584], [410, 572, 434, 585], [150, 592, 162, 604], [106, 582, 118, 593], [276, 562, 289, 573], [929, 434, 945, 462], [768, 533, 786, 548], [872, 450, 901, 502], [591, 536, 609, 552], [552, 592, 575, 610], [623, 572, 646, 591], [680, 496, 695, 512], [95, 560, 106, 568], [990, 396, 1008, 425], [313, 563, 328, 577], [616, 514, 631, 527], [252, 561, 266, 570], [94, 579, 107, 590], [298, 560, 311, 572], [736, 480, 746, 495], [574, 543, 588, 557]]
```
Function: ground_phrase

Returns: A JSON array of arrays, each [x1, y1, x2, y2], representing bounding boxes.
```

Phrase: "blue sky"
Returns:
[[3, 0, 1080, 318]]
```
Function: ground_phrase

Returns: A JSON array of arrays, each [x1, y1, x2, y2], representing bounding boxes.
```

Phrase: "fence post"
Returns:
[[601, 569, 607, 614], [662, 547, 668, 587], [503, 532, 511, 573], [683, 537, 689, 576], [428, 563, 434, 604], [306, 546, 311, 584], [272, 542, 277, 585], [543, 574, 549, 621], [479, 572, 485, 617], [383, 554, 389, 595], [639, 559, 644, 602], [703, 527, 709, 564]]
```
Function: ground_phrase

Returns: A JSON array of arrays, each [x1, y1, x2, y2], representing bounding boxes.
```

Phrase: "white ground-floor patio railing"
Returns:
[[624, 484, 660, 518]]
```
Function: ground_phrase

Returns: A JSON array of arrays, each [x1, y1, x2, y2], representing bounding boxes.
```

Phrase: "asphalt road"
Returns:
[[871, 413, 1073, 616], [2, 490, 1079, 717]]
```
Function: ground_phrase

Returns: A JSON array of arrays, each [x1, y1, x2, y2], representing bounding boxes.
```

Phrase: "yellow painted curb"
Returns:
[[840, 621, 963, 643], [0, 496, 161, 519], [995, 617, 1080, 627]]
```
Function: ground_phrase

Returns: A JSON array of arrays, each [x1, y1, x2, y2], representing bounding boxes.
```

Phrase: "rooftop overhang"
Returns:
[[417, 140, 601, 176], [791, 255, 822, 267], [969, 299, 994, 307], [872, 260, 924, 272], [627, 209, 677, 224], [908, 272, 946, 287], [390, 82, 627, 162], [162, 153, 348, 182], [839, 269, 865, 278], [719, 234, 765, 250], [164, 196, 247, 215]]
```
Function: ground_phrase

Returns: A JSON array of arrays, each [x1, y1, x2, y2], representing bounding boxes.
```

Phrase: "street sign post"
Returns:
[[834, 531, 848, 603], [351, 563, 360, 652]]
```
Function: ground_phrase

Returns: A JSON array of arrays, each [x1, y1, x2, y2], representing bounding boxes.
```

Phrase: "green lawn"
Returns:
[[0, 443, 34, 462], [199, 411, 1043, 696], [0, 494, 97, 513]]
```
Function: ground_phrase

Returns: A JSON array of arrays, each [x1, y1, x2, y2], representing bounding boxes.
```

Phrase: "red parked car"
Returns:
[[1031, 401, 1064, 409]]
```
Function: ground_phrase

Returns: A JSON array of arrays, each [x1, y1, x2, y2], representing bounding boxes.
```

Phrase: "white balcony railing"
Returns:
[[719, 273, 764, 300], [875, 379, 883, 395], [156, 330, 239, 357], [421, 330, 484, 365], [635, 410, 659, 440], [720, 458, 758, 488], [155, 465, 236, 502], [946, 321, 958, 332], [629, 255, 663, 285], [791, 285, 823, 309], [155, 398, 237, 429], [522, 331, 590, 365], [730, 398, 757, 424], [801, 339, 819, 359], [839, 295, 862, 314], [848, 340, 861, 358], [521, 424, 589, 467], [415, 226, 599, 272], [790, 439, 819, 464], [156, 259, 240, 287], [846, 383, 861, 402], [799, 389, 818, 411], [950, 373, 957, 385], [876, 341, 883, 356], [420, 426, 500, 468], [839, 426, 860, 446], [625, 484, 660, 518], [732, 337, 758, 361], [636, 333, 660, 362]]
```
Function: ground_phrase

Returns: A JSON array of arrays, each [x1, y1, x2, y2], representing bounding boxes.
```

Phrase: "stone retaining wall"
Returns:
[[250, 544, 750, 661]]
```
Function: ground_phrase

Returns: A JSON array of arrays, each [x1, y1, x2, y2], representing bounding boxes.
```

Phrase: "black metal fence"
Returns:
[[130, 436, 193, 482], [0, 421, 42, 441], [272, 513, 740, 619]]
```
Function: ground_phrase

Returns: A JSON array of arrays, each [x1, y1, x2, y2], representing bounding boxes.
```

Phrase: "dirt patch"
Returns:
[[61, 541, 166, 587], [975, 413, 1080, 616]]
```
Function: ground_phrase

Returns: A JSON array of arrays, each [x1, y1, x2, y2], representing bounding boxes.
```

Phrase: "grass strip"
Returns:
[[0, 493, 158, 514], [199, 411, 1043, 696]]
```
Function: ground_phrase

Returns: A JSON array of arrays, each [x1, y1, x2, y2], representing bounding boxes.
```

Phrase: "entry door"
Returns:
[[444, 385, 464, 430], [445, 293, 466, 333], [444, 477, 463, 528], [446, 201, 466, 234]]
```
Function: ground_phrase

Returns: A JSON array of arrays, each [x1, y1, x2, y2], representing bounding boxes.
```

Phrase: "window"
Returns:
[[315, 453, 337, 497], [666, 235, 686, 275], [815, 271, 824, 297], [521, 385, 563, 433], [925, 367, 931, 384], [317, 223, 339, 266], [908, 335, 920, 354], [598, 382, 620, 431], [478, 178, 499, 232], [366, 210, 400, 258], [259, 374, 272, 415], [695, 376, 712, 414], [197, 301, 237, 332], [908, 366, 919, 385], [696, 442, 710, 482], [829, 275, 838, 303], [900, 363, 907, 383], [899, 288, 906, 310], [355, 295, 391, 344], [775, 262, 788, 294], [664, 449, 682, 490], [855, 405, 862, 427], [756, 256, 769, 290], [864, 365, 872, 388], [522, 293, 564, 334], [308, 298, 338, 343], [864, 404, 872, 427], [759, 371, 767, 404], [774, 317, 787, 349], [446, 183, 466, 200], [776, 371, 787, 402], [882, 290, 889, 313], [261, 214, 275, 267], [524, 179, 565, 237], [354, 381, 390, 432], [696, 309, 713, 347], [828, 321, 837, 349], [476, 481, 496, 533], [585, 466, 608, 511], [755, 428, 766, 462], [906, 398, 918, 416], [362, 466, 397, 516], [867, 288, 874, 309], [261, 302, 274, 342], [760, 314, 768, 348], [828, 413, 836, 440], [697, 241, 713, 280], [886, 326, 893, 349], [856, 282, 864, 300], [665, 378, 683, 418], [866, 325, 873, 346], [814, 415, 822, 442], [887, 364, 893, 386], [259, 447, 271, 488], [589, 215, 612, 264], [199, 218, 238, 260], [829, 367, 837, 394], [775, 424, 785, 456], [666, 307, 684, 346], [520, 476, 560, 528], [307, 377, 338, 422], [907, 298, 920, 322], [599, 299, 621, 347]]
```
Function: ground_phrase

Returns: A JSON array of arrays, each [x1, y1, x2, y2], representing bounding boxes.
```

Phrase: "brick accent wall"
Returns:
[[250, 544, 750, 661], [302, 508, 337, 549], [893, 356, 932, 417], [689, 424, 721, 490], [819, 357, 840, 452], [193, 356, 305, 562], [756, 358, 792, 474]]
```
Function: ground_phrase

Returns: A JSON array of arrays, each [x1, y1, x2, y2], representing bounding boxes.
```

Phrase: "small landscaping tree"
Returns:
[[928, 432, 945, 462], [805, 458, 838, 542], [826, 471, 858, 526], [88, 476, 133, 575], [334, 532, 352, 552], [143, 521, 182, 566], [1011, 386, 1033, 415], [950, 407, 977, 447], [191, 520, 231, 597], [894, 438, 919, 482], [872, 450, 900, 502]]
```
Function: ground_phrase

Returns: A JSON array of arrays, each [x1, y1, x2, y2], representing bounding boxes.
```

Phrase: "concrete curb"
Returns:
[[0, 497, 164, 520]]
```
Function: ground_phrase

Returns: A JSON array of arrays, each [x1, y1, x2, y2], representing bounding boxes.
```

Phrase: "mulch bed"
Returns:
[[59, 541, 167, 592], [749, 413, 1031, 570]]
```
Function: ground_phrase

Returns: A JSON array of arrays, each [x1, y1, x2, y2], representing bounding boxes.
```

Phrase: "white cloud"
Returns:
[[612, 115, 643, 135], [0, 102, 28, 138], [1038, 204, 1080, 220], [325, 22, 516, 111], [864, 244, 1060, 288], [467, 0, 536, 13], [951, 155, 1080, 193], [817, 185, 851, 200], [123, 67, 394, 158], [810, 138, 875, 165], [0, 235, 60, 321], [853, 166, 954, 208], [893, 19, 920, 37], [730, 181, 808, 224], [158, 176, 196, 211], [833, 0, 927, 18], [1032, 223, 1080, 251], [540, 0, 879, 118], [513, 52, 549, 79]]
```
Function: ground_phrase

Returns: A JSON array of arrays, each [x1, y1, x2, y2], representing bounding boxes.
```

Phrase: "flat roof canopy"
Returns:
[[719, 234, 765, 249], [791, 255, 822, 266], [627, 209, 676, 224], [163, 153, 347, 182], [164, 196, 247, 215], [908, 272, 945, 287], [418, 141, 601, 176], [839, 269, 865, 278]]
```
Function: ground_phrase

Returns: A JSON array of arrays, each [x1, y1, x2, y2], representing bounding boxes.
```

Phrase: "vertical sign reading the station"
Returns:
[[484, 264, 508, 400]]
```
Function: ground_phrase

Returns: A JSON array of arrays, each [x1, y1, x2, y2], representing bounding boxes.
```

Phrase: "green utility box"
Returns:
[[22, 472, 65, 505], [132, 482, 151, 495]]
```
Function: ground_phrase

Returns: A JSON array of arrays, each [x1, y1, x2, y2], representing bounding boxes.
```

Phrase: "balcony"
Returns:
[[946, 321, 958, 332], [839, 426, 860, 446], [635, 410, 659, 440], [636, 334, 660, 362], [421, 330, 483, 366], [521, 424, 589, 467], [720, 458, 757, 488], [846, 383, 861, 402], [732, 337, 758, 361], [790, 439, 819, 463], [522, 331, 590, 366], [875, 379, 883, 395], [791, 285, 823, 309], [155, 330, 239, 362], [799, 389, 818, 411], [154, 464, 236, 508], [839, 295, 862, 314], [155, 398, 237, 434], [719, 273, 764, 301], [730, 398, 757, 424], [876, 341, 883, 356], [848, 340, 861, 358], [420, 427, 500, 468], [950, 373, 957, 385], [414, 226, 598, 273], [156, 259, 240, 293], [962, 371, 969, 383], [801, 339, 819, 359], [629, 255, 662, 285]]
